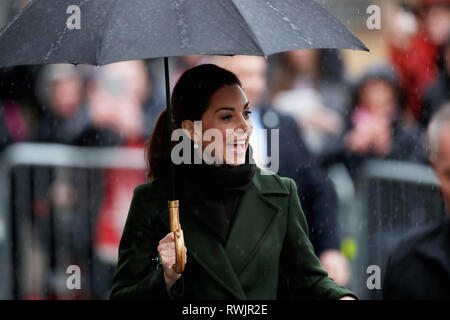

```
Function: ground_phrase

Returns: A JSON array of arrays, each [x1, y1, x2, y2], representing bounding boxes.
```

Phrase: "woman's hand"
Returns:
[[157, 231, 187, 289]]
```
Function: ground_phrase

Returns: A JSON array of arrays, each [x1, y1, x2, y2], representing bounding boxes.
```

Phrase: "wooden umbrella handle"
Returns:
[[168, 200, 186, 274]]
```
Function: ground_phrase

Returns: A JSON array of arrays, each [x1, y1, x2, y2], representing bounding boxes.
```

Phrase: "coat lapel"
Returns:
[[225, 170, 289, 275], [155, 200, 246, 299]]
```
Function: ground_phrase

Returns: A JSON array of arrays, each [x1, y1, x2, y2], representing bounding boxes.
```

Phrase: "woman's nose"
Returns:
[[237, 115, 252, 132]]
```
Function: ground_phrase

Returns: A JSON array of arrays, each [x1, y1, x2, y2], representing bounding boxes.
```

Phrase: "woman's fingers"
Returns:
[[157, 230, 186, 289], [159, 232, 175, 244], [157, 230, 187, 267], [158, 241, 175, 250], [163, 257, 177, 269], [158, 230, 187, 265]]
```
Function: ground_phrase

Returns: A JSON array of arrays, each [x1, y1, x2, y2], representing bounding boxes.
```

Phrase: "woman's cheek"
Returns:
[[247, 123, 254, 139], [200, 133, 226, 163], [223, 130, 232, 163]]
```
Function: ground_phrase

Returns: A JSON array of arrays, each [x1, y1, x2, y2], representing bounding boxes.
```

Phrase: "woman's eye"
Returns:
[[243, 110, 252, 118], [221, 114, 232, 121]]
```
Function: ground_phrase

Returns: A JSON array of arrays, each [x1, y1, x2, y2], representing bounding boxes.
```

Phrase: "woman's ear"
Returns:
[[181, 119, 195, 140]]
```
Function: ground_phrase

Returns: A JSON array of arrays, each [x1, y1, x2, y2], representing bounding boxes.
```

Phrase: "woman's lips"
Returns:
[[227, 139, 247, 154]]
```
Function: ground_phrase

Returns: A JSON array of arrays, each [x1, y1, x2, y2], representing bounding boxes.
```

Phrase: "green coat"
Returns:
[[110, 167, 356, 300]]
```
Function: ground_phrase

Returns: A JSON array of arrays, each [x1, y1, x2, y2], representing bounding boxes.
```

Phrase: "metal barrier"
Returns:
[[0, 143, 146, 299], [330, 159, 446, 300]]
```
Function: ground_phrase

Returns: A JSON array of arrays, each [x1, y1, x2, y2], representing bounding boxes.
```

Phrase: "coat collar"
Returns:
[[146, 166, 288, 200], [146, 167, 289, 299]]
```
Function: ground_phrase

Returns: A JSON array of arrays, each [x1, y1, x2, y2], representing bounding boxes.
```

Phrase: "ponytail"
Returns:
[[145, 109, 171, 180]]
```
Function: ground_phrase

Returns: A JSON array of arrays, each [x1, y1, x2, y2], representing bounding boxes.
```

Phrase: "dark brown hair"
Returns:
[[145, 64, 241, 180]]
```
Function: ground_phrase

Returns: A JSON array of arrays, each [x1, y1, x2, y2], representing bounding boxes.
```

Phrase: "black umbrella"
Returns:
[[0, 0, 369, 273], [0, 0, 368, 66]]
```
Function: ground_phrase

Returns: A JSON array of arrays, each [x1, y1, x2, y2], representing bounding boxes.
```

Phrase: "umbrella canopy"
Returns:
[[0, 0, 368, 67]]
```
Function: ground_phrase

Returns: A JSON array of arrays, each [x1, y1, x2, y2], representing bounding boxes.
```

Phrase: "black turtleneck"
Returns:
[[174, 146, 256, 246]]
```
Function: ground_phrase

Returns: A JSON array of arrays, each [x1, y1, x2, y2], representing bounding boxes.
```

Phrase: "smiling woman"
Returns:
[[109, 64, 357, 300]]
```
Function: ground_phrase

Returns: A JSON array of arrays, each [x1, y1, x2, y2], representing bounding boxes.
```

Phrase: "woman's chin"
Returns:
[[224, 149, 247, 166], [227, 161, 244, 167]]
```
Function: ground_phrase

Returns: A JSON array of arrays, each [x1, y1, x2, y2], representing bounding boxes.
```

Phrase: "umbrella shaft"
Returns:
[[164, 57, 176, 200]]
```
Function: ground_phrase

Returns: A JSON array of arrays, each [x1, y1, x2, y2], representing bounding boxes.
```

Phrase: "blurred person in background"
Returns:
[[0, 65, 41, 152], [0, 100, 12, 151], [328, 64, 426, 174], [75, 61, 153, 298], [383, 103, 450, 299], [35, 64, 88, 144], [269, 49, 350, 158], [1, 63, 89, 299], [420, 34, 450, 127], [0, 0, 42, 152], [213, 55, 350, 286], [75, 60, 164, 145], [0, 97, 30, 152], [32, 64, 100, 299], [171, 55, 211, 88], [75, 60, 148, 146], [388, 0, 450, 122]]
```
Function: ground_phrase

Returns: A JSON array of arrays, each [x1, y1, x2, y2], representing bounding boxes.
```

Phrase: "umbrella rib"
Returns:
[[215, 24, 261, 55], [97, 0, 121, 65], [0, 0, 34, 37], [221, 0, 266, 56], [307, 0, 369, 51]]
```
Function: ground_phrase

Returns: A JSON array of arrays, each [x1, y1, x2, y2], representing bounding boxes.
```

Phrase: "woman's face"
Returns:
[[196, 84, 253, 166]]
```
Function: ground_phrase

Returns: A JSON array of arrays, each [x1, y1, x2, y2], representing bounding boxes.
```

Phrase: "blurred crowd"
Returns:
[[1, 0, 450, 299]]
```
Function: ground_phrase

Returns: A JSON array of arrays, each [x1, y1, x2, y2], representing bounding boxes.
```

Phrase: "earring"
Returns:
[[193, 142, 199, 149]]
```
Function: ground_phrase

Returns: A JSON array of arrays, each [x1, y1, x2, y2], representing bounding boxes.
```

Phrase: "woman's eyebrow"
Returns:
[[215, 101, 250, 113], [215, 106, 235, 113]]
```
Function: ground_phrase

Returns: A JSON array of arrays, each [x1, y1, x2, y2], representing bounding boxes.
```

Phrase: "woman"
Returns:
[[110, 64, 356, 300]]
